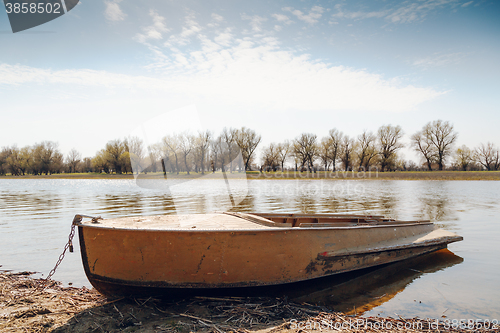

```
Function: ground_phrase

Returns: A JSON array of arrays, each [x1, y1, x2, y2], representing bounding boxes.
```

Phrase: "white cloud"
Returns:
[[165, 13, 203, 47], [0, 63, 165, 88], [412, 52, 467, 68], [272, 13, 293, 25], [331, 0, 460, 24], [331, 3, 388, 20], [180, 14, 202, 38], [0, 33, 444, 113], [389, 0, 462, 23], [211, 13, 224, 22], [134, 10, 170, 43], [241, 15, 267, 32], [0, 7, 447, 115], [284, 6, 324, 25], [104, 0, 126, 22], [207, 13, 224, 28], [461, 1, 473, 7], [214, 28, 233, 47]]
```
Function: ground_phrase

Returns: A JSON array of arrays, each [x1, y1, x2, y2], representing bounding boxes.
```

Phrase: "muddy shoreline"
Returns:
[[1, 271, 494, 332]]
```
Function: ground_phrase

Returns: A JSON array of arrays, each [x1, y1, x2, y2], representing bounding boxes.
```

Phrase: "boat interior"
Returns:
[[230, 212, 431, 228]]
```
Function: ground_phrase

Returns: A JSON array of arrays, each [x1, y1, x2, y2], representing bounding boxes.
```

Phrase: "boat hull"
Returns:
[[77, 220, 461, 297]]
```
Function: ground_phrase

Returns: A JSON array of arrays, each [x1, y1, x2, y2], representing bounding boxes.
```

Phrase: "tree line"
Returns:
[[1, 120, 499, 176]]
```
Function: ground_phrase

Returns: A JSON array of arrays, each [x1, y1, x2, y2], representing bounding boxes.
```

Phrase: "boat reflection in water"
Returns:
[[283, 249, 463, 314]]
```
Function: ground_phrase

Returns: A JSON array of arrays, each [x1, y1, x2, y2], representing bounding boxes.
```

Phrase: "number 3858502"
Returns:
[[5, 2, 62, 14]]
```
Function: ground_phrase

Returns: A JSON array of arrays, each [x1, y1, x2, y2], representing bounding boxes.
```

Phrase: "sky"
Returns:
[[0, 0, 499, 164]]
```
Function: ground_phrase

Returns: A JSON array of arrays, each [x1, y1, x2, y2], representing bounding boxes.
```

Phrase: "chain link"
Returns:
[[43, 223, 77, 284], [40, 215, 101, 288]]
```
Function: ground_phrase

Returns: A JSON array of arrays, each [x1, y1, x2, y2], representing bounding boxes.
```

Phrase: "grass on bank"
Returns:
[[1, 170, 500, 180]]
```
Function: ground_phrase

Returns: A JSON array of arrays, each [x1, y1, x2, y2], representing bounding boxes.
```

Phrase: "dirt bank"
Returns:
[[0, 271, 494, 332]]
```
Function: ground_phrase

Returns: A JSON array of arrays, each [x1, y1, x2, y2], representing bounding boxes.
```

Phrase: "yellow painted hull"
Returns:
[[76, 213, 462, 297]]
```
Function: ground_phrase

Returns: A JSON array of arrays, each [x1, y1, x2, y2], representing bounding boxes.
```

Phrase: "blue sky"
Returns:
[[0, 0, 499, 163]]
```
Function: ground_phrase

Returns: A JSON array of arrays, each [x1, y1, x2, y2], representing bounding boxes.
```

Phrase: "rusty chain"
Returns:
[[43, 223, 77, 284], [41, 214, 102, 287]]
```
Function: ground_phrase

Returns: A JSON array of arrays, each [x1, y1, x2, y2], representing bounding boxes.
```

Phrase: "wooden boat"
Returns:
[[73, 212, 463, 297]]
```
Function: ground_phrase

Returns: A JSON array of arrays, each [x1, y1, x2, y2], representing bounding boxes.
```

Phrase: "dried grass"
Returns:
[[0, 272, 495, 332]]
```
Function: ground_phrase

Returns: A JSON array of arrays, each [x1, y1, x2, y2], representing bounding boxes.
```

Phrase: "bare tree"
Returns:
[[50, 151, 65, 174], [407, 160, 419, 171], [357, 130, 377, 170], [339, 135, 355, 171], [92, 150, 109, 173], [125, 137, 146, 174], [293, 133, 318, 172], [211, 135, 223, 172], [162, 135, 181, 174], [178, 132, 195, 174], [378, 125, 404, 172], [32, 141, 62, 175], [474, 142, 500, 171], [221, 127, 238, 172], [395, 157, 408, 171], [318, 137, 331, 171], [454, 145, 473, 171], [276, 140, 291, 171], [66, 148, 82, 173], [327, 129, 342, 171], [0, 148, 7, 175], [80, 157, 93, 173], [291, 149, 301, 172], [18, 146, 32, 175], [102, 140, 128, 174], [261, 143, 279, 171], [145, 143, 162, 173], [422, 120, 458, 170], [235, 127, 261, 171], [3, 146, 21, 176], [194, 130, 212, 174], [411, 130, 436, 171]]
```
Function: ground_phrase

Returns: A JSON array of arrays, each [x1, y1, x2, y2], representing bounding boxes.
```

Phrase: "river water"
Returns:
[[0, 178, 499, 320]]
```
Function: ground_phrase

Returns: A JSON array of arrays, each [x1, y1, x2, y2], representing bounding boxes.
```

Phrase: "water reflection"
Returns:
[[288, 249, 463, 315], [233, 194, 256, 213], [191, 194, 208, 213], [0, 178, 480, 223], [0, 190, 62, 218], [102, 194, 145, 215], [295, 195, 317, 214], [157, 195, 176, 213], [195, 249, 463, 317], [378, 196, 397, 216]]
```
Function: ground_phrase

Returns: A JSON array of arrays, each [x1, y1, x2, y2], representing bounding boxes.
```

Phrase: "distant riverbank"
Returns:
[[2, 170, 500, 180]]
